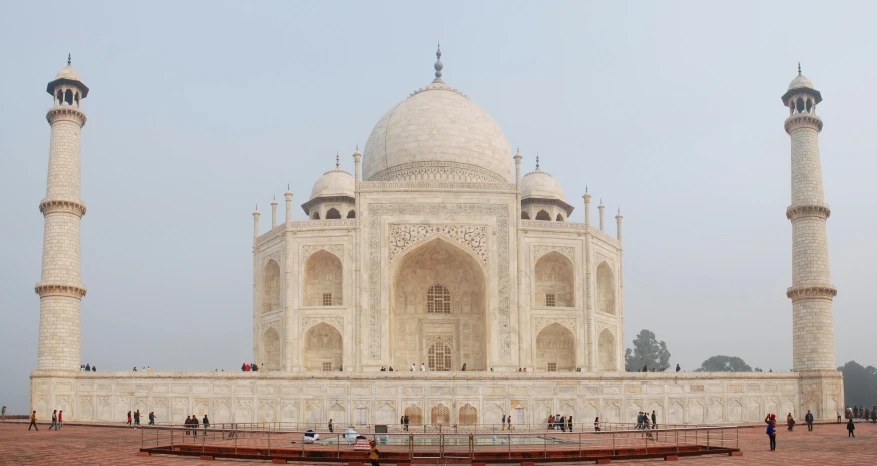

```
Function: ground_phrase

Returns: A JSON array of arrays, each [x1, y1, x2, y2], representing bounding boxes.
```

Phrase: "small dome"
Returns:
[[788, 74, 814, 91], [55, 64, 83, 83], [310, 167, 354, 200], [521, 168, 566, 202]]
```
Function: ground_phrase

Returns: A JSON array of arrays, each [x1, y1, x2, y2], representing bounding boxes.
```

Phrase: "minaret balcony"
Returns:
[[46, 105, 87, 126], [784, 113, 823, 133]]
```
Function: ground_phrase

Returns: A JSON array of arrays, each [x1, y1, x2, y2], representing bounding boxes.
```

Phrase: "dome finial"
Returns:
[[67, 53, 71, 66], [535, 154, 540, 170], [798, 62, 802, 76], [433, 42, 443, 83], [335, 152, 340, 168]]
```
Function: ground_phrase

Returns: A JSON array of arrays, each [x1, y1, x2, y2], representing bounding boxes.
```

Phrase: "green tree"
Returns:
[[624, 329, 671, 371], [839, 361, 877, 407], [695, 355, 752, 372]]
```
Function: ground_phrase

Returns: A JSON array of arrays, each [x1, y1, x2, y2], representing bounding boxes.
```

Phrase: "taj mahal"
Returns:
[[31, 49, 844, 426]]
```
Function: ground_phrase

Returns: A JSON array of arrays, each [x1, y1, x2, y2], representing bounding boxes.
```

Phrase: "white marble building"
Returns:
[[31, 51, 844, 425]]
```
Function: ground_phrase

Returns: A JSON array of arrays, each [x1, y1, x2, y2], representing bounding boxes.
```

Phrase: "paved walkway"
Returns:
[[0, 421, 874, 465]]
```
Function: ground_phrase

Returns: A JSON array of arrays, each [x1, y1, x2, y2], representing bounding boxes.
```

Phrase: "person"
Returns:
[[28, 411, 38, 431], [328, 418, 334, 433], [547, 414, 553, 430], [805, 410, 814, 431], [642, 414, 652, 438], [568, 415, 573, 433], [594, 417, 600, 432], [675, 364, 681, 372], [507, 415, 512, 430], [203, 414, 209, 431], [636, 412, 643, 429], [191, 414, 199, 436], [127, 410, 132, 426], [559, 415, 566, 432], [389, 366, 394, 371], [133, 366, 137, 371], [185, 415, 191, 435], [1, 405, 5, 422], [81, 364, 85, 372], [252, 363, 259, 371], [57, 410, 63, 430], [420, 363, 425, 371], [147, 366, 152, 373], [134, 410, 140, 427], [872, 408, 876, 424], [853, 406, 859, 418], [502, 414, 506, 430], [765, 413, 777, 451], [786, 413, 795, 431], [400, 416, 404, 428], [85, 363, 90, 371], [461, 363, 467, 371], [642, 364, 648, 372], [837, 411, 842, 423], [241, 363, 246, 371], [92, 365, 96, 372], [847, 417, 855, 437], [404, 415, 409, 431], [149, 411, 155, 426], [380, 367, 385, 371], [866, 408, 872, 420], [410, 364, 415, 371], [368, 439, 381, 466], [651, 410, 657, 430], [49, 410, 58, 430]]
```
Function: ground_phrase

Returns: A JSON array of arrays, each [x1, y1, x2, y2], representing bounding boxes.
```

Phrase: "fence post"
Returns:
[[170, 427, 174, 450], [268, 430, 271, 457], [202, 425, 205, 453]]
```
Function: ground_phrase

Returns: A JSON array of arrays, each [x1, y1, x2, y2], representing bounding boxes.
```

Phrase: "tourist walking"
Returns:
[[135, 410, 141, 427], [502, 414, 506, 430], [28, 411, 38, 431], [420, 363, 425, 371], [594, 417, 600, 432], [786, 413, 795, 431], [805, 410, 814, 431], [203, 414, 210, 431], [57, 410, 63, 429], [847, 418, 855, 437], [636, 412, 643, 429], [368, 439, 381, 466], [1, 405, 6, 422], [48, 410, 58, 430], [765, 414, 777, 451], [568, 415, 573, 432], [404, 415, 409, 431], [149, 411, 155, 425], [328, 418, 334, 433], [127, 410, 132, 426], [507, 415, 512, 430], [547, 414, 554, 429]]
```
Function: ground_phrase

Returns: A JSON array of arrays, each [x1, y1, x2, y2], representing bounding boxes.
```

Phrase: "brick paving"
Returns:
[[0, 421, 875, 465]]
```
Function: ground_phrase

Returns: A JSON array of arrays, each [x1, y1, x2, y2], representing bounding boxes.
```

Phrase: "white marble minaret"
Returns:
[[782, 64, 837, 371], [36, 55, 89, 371]]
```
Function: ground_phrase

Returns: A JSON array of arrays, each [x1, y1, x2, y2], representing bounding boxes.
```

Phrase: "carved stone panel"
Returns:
[[389, 225, 487, 266]]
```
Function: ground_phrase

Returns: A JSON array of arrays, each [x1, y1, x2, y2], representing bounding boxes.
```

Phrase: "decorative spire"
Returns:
[[335, 152, 340, 168], [798, 62, 802, 76], [586, 185, 588, 193], [67, 53, 71, 66], [433, 42, 443, 83], [535, 155, 540, 170], [355, 144, 359, 152]]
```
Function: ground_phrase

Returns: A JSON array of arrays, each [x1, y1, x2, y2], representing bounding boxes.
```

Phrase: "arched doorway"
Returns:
[[534, 252, 574, 307], [304, 250, 342, 306], [303, 323, 343, 371], [262, 260, 281, 314], [391, 238, 487, 370], [535, 323, 575, 371], [597, 329, 616, 371], [596, 262, 615, 314], [262, 327, 281, 371]]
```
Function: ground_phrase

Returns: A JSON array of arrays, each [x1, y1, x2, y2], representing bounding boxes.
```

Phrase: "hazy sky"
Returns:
[[1, 1, 875, 413]]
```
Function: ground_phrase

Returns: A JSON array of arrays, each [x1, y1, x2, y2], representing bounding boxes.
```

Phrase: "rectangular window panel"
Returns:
[[548, 363, 557, 372], [546, 294, 556, 307], [322, 362, 332, 371], [322, 293, 333, 306]]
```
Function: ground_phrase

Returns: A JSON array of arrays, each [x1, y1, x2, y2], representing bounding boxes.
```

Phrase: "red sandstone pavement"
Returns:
[[0, 421, 875, 465]]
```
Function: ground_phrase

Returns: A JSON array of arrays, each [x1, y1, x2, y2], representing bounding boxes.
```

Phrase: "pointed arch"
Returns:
[[311, 211, 320, 220], [303, 322, 343, 371], [325, 208, 341, 219], [304, 250, 342, 306], [535, 251, 574, 307], [431, 403, 450, 425], [347, 210, 356, 219], [556, 213, 564, 221], [535, 210, 551, 221], [521, 211, 530, 220], [404, 405, 423, 425], [597, 329, 616, 371], [535, 323, 575, 371], [596, 262, 615, 315], [261, 259, 281, 314], [262, 327, 281, 371], [459, 404, 477, 425]]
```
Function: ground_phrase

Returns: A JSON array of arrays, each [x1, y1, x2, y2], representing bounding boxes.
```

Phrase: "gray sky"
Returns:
[[1, 1, 875, 413]]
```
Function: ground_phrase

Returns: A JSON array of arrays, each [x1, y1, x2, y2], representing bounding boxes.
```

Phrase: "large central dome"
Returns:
[[362, 49, 514, 183]]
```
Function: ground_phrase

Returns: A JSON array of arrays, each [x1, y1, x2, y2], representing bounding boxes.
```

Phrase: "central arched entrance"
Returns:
[[391, 237, 487, 370]]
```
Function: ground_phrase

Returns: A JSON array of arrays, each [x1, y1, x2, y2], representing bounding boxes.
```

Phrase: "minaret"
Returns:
[[782, 64, 837, 371], [285, 185, 293, 223], [270, 196, 278, 228], [35, 55, 89, 371], [253, 205, 260, 241], [598, 200, 605, 231]]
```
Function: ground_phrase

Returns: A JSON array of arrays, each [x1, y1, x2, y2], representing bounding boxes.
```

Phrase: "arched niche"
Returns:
[[262, 327, 281, 371], [597, 329, 616, 371], [304, 250, 342, 306], [326, 208, 341, 219], [303, 323, 343, 371], [347, 210, 356, 219], [431, 403, 450, 425], [391, 238, 487, 370], [534, 252, 574, 307], [535, 210, 551, 221], [459, 403, 477, 425], [404, 405, 423, 425], [521, 212, 530, 220], [596, 262, 615, 315], [556, 213, 564, 221], [535, 323, 575, 371], [262, 260, 281, 314], [311, 212, 320, 220]]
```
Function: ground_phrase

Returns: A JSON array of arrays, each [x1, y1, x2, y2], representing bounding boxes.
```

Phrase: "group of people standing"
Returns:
[[184, 414, 210, 435], [547, 414, 573, 431], [847, 405, 877, 422], [398, 415, 411, 430], [241, 362, 259, 371], [79, 363, 96, 372]]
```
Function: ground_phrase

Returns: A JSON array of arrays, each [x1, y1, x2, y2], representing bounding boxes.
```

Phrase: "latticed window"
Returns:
[[545, 294, 556, 307], [547, 362, 557, 372], [428, 343, 452, 371], [322, 293, 333, 306], [431, 404, 450, 425], [404, 405, 423, 425], [322, 362, 332, 371], [459, 404, 478, 425], [427, 284, 451, 314]]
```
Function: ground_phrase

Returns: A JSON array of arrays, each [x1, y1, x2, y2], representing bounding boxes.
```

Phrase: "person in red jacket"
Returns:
[[58, 410, 63, 430], [765, 413, 777, 451]]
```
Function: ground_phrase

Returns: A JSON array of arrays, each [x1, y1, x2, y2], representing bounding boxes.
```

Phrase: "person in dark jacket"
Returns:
[[805, 410, 814, 431], [203, 415, 210, 431], [133, 410, 140, 427], [567, 415, 573, 432], [847, 418, 855, 437], [192, 414, 199, 436], [765, 413, 777, 451], [185, 415, 191, 435], [149, 411, 155, 425]]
